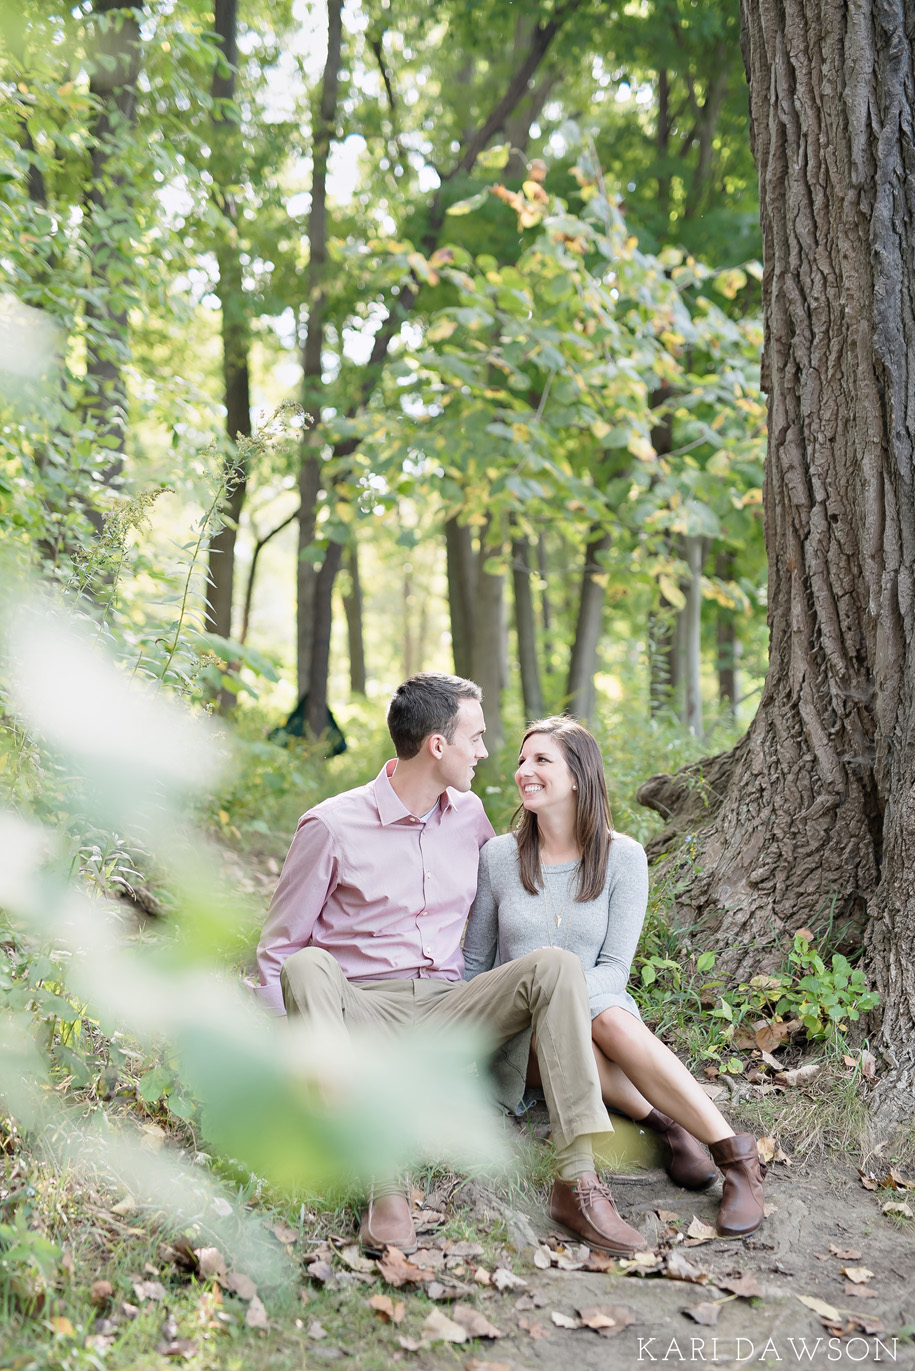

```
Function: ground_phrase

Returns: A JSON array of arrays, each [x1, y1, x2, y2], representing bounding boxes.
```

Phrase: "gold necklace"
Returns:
[[541, 868, 575, 949]]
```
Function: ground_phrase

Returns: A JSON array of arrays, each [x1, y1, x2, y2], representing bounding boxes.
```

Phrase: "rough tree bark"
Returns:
[[511, 534, 544, 720], [445, 517, 476, 679], [205, 0, 253, 647], [566, 524, 612, 721], [715, 549, 740, 715], [470, 518, 507, 756], [637, 0, 915, 1120], [342, 542, 366, 695], [298, 0, 343, 735], [82, 0, 142, 515]]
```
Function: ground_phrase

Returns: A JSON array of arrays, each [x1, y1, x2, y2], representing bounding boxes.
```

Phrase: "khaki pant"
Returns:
[[280, 946, 610, 1150]]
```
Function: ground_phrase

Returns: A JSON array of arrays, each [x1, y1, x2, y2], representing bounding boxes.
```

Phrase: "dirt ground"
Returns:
[[365, 1109, 915, 1371]]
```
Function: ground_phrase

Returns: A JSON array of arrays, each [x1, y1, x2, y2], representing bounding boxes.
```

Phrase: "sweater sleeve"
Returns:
[[462, 841, 498, 980], [584, 837, 649, 1007]]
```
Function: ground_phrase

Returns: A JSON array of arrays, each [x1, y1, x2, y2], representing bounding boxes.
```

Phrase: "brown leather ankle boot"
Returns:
[[709, 1132, 767, 1236], [638, 1108, 719, 1190]]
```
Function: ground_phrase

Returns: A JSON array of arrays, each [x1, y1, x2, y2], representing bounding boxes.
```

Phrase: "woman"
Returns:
[[463, 717, 766, 1238]]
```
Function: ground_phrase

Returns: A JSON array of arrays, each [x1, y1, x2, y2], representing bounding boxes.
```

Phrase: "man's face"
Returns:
[[437, 698, 488, 792]]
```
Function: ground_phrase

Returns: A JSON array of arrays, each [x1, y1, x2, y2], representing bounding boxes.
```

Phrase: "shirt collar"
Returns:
[[373, 759, 455, 826]]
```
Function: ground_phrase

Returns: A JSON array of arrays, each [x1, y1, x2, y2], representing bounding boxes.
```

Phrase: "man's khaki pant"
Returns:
[[280, 946, 610, 1150]]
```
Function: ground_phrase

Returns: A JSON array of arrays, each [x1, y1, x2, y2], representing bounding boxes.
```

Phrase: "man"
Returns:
[[257, 672, 646, 1256]]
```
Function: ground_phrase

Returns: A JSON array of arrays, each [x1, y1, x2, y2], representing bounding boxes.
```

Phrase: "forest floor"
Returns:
[[7, 850, 915, 1370]]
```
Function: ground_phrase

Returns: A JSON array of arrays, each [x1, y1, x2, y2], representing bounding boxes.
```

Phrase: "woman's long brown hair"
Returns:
[[513, 716, 614, 900]]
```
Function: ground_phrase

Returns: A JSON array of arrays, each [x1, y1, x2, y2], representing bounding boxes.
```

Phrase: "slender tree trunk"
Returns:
[[446, 517, 476, 678], [512, 535, 544, 720], [82, 0, 142, 517], [648, 598, 678, 716], [716, 549, 739, 715], [537, 533, 554, 678], [205, 0, 253, 648], [683, 535, 704, 737], [638, 0, 915, 1120], [297, 0, 343, 719], [470, 520, 505, 754], [342, 541, 366, 694], [567, 524, 612, 721]]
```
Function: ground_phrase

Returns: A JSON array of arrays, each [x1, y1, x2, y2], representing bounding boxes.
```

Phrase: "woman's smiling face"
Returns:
[[514, 732, 577, 816]]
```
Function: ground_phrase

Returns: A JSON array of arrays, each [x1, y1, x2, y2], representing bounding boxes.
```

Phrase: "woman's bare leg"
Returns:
[[590, 1008, 733, 1145]]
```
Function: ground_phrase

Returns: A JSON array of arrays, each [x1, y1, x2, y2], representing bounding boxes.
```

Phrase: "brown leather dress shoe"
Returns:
[[549, 1172, 648, 1255], [709, 1132, 767, 1236], [359, 1191, 417, 1256], [638, 1108, 719, 1190]]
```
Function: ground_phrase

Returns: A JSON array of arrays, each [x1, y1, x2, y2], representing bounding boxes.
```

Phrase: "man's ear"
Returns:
[[426, 731, 446, 760]]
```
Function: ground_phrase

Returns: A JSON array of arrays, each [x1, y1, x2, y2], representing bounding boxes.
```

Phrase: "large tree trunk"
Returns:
[[205, 0, 253, 648], [567, 524, 612, 721], [637, 0, 915, 1120]]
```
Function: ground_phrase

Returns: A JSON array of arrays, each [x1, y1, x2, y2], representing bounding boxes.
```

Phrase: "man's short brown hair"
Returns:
[[387, 673, 482, 759]]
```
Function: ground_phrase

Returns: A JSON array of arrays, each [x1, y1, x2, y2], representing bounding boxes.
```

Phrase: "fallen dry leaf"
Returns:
[[657, 1209, 681, 1223], [224, 1271, 257, 1301], [515, 1292, 548, 1311], [886, 1167, 915, 1189], [368, 1294, 405, 1324], [337, 1244, 377, 1274], [882, 1200, 914, 1218], [775, 1062, 822, 1089], [132, 1280, 167, 1303], [194, 1248, 227, 1282], [533, 1246, 552, 1269], [491, 1267, 527, 1292], [90, 1280, 113, 1305], [618, 1250, 662, 1274], [703, 1065, 719, 1080], [844, 1284, 878, 1299], [829, 1244, 862, 1260], [577, 1304, 635, 1334], [473, 1267, 491, 1285], [686, 1216, 718, 1243], [795, 927, 814, 942], [518, 1315, 551, 1339], [814, 1253, 831, 1262], [841, 1266, 874, 1283], [718, 1273, 762, 1298], [428, 1280, 472, 1302], [269, 1222, 298, 1245], [464, 1363, 512, 1371], [451, 1304, 502, 1339], [398, 1336, 422, 1352], [50, 1316, 75, 1336], [422, 1308, 468, 1344], [683, 1301, 721, 1326], [377, 1247, 435, 1288], [700, 1083, 725, 1099], [551, 1310, 580, 1329], [846, 1313, 886, 1336], [797, 1293, 842, 1321], [306, 1259, 334, 1284], [858, 1170, 879, 1191], [665, 1250, 711, 1284], [584, 1249, 617, 1273], [307, 1319, 327, 1339], [755, 1019, 791, 1051], [245, 1296, 268, 1330]]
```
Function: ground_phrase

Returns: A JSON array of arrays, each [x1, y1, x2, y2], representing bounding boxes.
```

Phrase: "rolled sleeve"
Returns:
[[256, 815, 338, 1014]]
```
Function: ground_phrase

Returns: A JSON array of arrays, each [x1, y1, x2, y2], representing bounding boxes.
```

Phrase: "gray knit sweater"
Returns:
[[462, 831, 648, 1113], [463, 830, 648, 1018]]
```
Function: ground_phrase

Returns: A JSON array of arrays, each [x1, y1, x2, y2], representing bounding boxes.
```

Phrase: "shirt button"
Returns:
[[424, 947, 431, 956], [425, 871, 433, 879]]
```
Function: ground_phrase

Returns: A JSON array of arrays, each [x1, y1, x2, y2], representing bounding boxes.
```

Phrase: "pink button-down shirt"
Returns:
[[255, 760, 495, 1014]]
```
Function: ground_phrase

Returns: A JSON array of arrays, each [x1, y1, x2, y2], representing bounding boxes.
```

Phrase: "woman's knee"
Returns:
[[592, 1006, 644, 1052]]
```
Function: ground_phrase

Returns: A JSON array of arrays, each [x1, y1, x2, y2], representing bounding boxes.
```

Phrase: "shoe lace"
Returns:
[[574, 1176, 617, 1212]]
